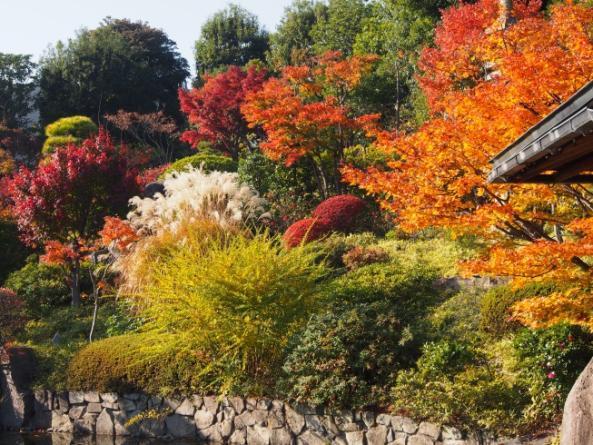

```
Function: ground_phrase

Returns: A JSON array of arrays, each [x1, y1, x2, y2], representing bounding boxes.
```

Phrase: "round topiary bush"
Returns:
[[45, 116, 98, 139], [311, 194, 368, 232], [161, 151, 237, 178], [283, 217, 332, 247], [42, 116, 98, 155]]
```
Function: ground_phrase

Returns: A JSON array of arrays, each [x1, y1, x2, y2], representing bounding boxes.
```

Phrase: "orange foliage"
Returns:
[[99, 216, 139, 253], [242, 51, 380, 197], [342, 1, 593, 329]]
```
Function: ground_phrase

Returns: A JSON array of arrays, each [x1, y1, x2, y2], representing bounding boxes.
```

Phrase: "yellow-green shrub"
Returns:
[[42, 116, 98, 154], [42, 135, 79, 155], [45, 116, 97, 138], [68, 333, 210, 394], [118, 221, 327, 394]]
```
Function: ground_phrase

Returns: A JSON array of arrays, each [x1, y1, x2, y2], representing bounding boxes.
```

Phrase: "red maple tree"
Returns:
[[179, 65, 267, 161]]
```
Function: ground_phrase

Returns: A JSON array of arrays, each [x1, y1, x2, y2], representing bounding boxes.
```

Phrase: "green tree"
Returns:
[[37, 18, 189, 126], [194, 4, 269, 76], [310, 0, 370, 56], [0, 53, 36, 128], [267, 0, 328, 68], [351, 0, 458, 128]]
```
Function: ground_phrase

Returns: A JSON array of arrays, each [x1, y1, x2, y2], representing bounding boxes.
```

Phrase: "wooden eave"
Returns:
[[488, 80, 593, 184]]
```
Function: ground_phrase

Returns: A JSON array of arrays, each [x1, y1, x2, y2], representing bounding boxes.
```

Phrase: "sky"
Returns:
[[0, 0, 294, 74]]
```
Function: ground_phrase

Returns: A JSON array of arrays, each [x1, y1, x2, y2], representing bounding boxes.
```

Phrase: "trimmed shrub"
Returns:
[[45, 116, 98, 139], [283, 217, 332, 247], [279, 262, 441, 408], [312, 194, 368, 232], [161, 151, 237, 178], [4, 255, 70, 316], [0, 288, 26, 342], [280, 300, 402, 408], [41, 135, 79, 155], [68, 333, 210, 394], [342, 245, 390, 270], [42, 116, 98, 155]]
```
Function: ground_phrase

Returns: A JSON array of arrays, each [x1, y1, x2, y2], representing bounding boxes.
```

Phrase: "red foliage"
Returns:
[[312, 194, 367, 232], [0, 288, 26, 341], [283, 217, 332, 248], [100, 217, 139, 252], [6, 129, 140, 249], [137, 164, 170, 189], [179, 65, 267, 160]]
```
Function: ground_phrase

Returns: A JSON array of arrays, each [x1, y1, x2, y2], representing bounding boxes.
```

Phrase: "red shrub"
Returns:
[[283, 217, 332, 248], [312, 194, 368, 232], [0, 288, 26, 342]]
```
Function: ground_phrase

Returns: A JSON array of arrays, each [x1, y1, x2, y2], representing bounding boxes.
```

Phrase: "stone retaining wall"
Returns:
[[1, 391, 551, 445]]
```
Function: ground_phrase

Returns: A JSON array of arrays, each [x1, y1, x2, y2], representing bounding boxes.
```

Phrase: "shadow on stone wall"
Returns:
[[0, 346, 36, 431]]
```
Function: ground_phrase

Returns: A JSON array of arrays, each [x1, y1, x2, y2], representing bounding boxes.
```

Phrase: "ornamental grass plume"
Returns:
[[127, 167, 267, 235]]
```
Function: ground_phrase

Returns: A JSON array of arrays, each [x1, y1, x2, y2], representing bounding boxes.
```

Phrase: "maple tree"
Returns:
[[179, 65, 267, 161], [342, 0, 593, 329], [242, 51, 380, 198], [6, 130, 139, 306]]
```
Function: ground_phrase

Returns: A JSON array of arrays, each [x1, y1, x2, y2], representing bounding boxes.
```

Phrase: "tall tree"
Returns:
[[310, 0, 370, 56], [343, 0, 593, 329], [267, 0, 328, 68], [0, 53, 36, 128], [37, 18, 189, 126], [194, 4, 269, 76], [179, 65, 267, 161], [6, 130, 139, 306], [242, 52, 380, 198]]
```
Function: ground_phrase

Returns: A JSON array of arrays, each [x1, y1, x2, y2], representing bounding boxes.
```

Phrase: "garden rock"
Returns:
[[195, 409, 215, 429], [298, 429, 328, 445], [561, 357, 593, 445], [247, 424, 272, 445], [96, 409, 114, 435], [165, 413, 196, 438], [175, 398, 195, 416], [286, 406, 306, 434], [345, 430, 365, 445], [367, 425, 388, 445], [418, 422, 441, 440]]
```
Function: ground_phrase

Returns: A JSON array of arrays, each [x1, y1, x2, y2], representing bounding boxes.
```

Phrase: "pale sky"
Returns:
[[0, 0, 294, 74]]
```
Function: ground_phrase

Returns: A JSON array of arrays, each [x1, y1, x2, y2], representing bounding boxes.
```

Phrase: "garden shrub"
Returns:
[[0, 288, 26, 342], [68, 333, 210, 395], [41, 135, 79, 155], [120, 227, 327, 395], [4, 255, 70, 316], [342, 245, 390, 270], [42, 116, 98, 154], [392, 340, 526, 436], [280, 300, 402, 408], [480, 282, 560, 338], [430, 287, 486, 343], [161, 151, 237, 178], [279, 261, 441, 408], [312, 194, 368, 232], [317, 232, 379, 269], [283, 217, 332, 247], [45, 116, 98, 139], [512, 324, 593, 427]]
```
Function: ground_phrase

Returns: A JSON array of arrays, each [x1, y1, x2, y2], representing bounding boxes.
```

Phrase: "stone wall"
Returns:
[[1, 390, 553, 445]]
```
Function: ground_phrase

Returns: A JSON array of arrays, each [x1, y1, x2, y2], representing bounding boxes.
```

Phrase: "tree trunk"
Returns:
[[71, 259, 81, 308]]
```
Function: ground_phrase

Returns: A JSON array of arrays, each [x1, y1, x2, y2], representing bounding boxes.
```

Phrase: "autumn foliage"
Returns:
[[6, 130, 139, 305], [342, 0, 593, 329], [242, 51, 380, 197], [179, 65, 267, 160]]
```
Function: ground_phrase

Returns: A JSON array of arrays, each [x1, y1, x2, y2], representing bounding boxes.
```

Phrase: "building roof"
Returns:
[[488, 80, 593, 183]]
